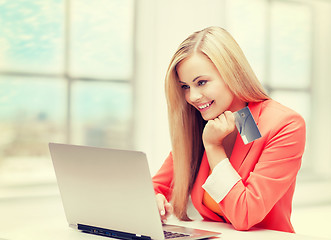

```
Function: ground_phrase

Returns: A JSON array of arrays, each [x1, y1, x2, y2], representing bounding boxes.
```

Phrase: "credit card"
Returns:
[[234, 106, 261, 144]]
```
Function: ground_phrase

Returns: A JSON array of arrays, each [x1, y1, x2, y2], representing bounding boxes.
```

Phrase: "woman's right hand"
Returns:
[[202, 111, 236, 148], [156, 193, 173, 223]]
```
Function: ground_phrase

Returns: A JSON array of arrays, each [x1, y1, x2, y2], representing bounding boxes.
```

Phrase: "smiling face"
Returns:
[[177, 52, 246, 121]]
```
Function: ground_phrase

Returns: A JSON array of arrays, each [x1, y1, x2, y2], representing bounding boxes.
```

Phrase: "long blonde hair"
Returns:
[[165, 26, 269, 220]]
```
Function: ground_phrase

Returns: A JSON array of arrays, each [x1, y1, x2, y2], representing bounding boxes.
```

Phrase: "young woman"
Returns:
[[152, 26, 306, 233]]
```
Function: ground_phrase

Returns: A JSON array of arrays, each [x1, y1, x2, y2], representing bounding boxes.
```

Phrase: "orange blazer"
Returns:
[[152, 100, 306, 233]]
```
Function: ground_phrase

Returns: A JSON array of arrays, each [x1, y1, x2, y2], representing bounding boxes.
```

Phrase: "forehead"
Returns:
[[176, 53, 218, 81]]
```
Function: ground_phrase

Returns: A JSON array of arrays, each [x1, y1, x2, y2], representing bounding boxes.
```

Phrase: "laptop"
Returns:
[[49, 143, 221, 240]]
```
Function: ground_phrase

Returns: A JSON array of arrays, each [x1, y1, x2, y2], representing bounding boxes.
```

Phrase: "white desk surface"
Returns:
[[0, 195, 330, 240]]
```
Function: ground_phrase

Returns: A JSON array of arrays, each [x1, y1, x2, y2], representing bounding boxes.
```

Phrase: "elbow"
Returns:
[[225, 201, 266, 231], [231, 221, 252, 231], [232, 223, 252, 231], [230, 215, 262, 231]]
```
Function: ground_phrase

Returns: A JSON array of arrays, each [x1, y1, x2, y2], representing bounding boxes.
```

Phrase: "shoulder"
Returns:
[[254, 99, 306, 137], [258, 99, 304, 124]]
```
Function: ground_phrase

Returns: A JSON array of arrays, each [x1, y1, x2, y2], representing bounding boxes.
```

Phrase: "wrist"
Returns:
[[204, 143, 224, 152], [204, 144, 227, 170]]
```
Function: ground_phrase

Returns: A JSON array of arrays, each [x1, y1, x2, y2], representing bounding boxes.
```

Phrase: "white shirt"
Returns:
[[202, 158, 241, 203]]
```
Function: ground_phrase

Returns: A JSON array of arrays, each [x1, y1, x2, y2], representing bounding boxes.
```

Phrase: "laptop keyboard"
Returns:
[[163, 230, 190, 239]]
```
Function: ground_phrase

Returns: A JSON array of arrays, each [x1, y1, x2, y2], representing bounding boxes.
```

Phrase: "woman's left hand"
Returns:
[[202, 111, 236, 149]]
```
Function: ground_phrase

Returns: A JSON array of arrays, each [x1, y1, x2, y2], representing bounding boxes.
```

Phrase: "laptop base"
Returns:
[[78, 224, 151, 240]]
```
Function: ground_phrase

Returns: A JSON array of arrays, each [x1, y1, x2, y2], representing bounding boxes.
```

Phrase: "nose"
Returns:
[[187, 87, 202, 103]]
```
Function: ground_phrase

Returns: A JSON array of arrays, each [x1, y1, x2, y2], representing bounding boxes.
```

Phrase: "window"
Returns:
[[226, 0, 312, 174], [268, 0, 312, 172], [226, 0, 331, 204], [0, 0, 135, 188]]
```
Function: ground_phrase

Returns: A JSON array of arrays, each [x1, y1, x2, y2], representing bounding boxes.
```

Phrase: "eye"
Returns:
[[181, 84, 190, 90], [197, 80, 207, 86]]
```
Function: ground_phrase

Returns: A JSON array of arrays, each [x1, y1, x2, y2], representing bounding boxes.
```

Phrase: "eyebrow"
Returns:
[[193, 76, 203, 82], [179, 75, 205, 84]]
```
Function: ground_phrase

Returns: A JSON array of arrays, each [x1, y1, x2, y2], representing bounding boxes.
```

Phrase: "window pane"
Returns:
[[71, 81, 132, 149], [270, 1, 312, 88], [270, 91, 310, 125], [226, 0, 267, 84], [0, 0, 64, 73], [70, 0, 134, 80], [0, 77, 66, 185]]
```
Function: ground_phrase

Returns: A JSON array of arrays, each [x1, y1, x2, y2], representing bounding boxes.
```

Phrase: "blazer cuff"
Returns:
[[202, 158, 241, 203]]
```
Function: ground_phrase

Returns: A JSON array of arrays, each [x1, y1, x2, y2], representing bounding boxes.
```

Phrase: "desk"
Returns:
[[0, 195, 330, 240]]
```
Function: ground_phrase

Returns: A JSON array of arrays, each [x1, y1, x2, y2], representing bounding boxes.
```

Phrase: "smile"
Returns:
[[197, 101, 213, 110]]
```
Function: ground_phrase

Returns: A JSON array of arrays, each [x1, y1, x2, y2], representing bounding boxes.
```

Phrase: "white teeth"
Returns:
[[198, 103, 211, 109]]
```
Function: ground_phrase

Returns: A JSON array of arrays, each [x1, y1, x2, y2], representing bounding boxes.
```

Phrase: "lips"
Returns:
[[197, 101, 214, 111]]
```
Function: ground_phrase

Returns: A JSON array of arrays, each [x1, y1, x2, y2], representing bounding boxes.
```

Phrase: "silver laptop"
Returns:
[[49, 143, 221, 240]]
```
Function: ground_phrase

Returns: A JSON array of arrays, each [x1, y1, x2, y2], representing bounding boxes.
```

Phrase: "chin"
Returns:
[[201, 113, 217, 121]]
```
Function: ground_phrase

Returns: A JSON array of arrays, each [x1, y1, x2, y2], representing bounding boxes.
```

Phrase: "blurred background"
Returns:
[[0, 0, 330, 238]]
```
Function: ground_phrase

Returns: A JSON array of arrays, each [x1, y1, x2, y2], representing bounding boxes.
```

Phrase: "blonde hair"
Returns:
[[165, 26, 269, 220]]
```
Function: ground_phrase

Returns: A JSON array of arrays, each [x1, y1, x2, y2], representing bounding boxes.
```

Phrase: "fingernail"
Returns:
[[160, 210, 165, 215]]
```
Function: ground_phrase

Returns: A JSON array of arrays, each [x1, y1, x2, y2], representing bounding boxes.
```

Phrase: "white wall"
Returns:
[[310, 1, 331, 176]]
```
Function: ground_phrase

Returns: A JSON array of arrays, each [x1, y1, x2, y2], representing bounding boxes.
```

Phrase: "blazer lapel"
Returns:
[[230, 101, 263, 171]]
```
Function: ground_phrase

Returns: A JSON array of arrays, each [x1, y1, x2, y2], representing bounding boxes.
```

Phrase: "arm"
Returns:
[[152, 152, 174, 200], [152, 153, 174, 222], [202, 111, 235, 169], [204, 113, 306, 230]]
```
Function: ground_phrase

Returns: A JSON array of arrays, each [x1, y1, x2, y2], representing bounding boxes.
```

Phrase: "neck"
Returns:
[[229, 99, 247, 112]]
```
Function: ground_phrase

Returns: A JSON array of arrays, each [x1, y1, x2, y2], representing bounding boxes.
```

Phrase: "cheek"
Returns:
[[218, 92, 235, 108], [214, 84, 233, 100]]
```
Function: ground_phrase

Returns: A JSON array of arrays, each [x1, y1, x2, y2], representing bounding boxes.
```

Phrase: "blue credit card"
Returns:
[[234, 106, 261, 144]]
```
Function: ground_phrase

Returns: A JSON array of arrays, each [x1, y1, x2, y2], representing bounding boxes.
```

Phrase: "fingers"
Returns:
[[218, 111, 234, 122], [164, 202, 174, 220], [216, 111, 236, 131], [156, 194, 173, 223], [203, 111, 236, 149], [156, 193, 165, 215], [224, 110, 235, 123]]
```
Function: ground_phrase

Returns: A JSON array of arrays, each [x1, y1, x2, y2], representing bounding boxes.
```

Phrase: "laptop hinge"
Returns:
[[69, 223, 78, 229], [78, 224, 151, 240]]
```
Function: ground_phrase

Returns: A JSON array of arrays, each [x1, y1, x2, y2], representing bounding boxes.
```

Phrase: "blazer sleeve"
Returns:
[[152, 152, 174, 201], [218, 112, 306, 230]]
